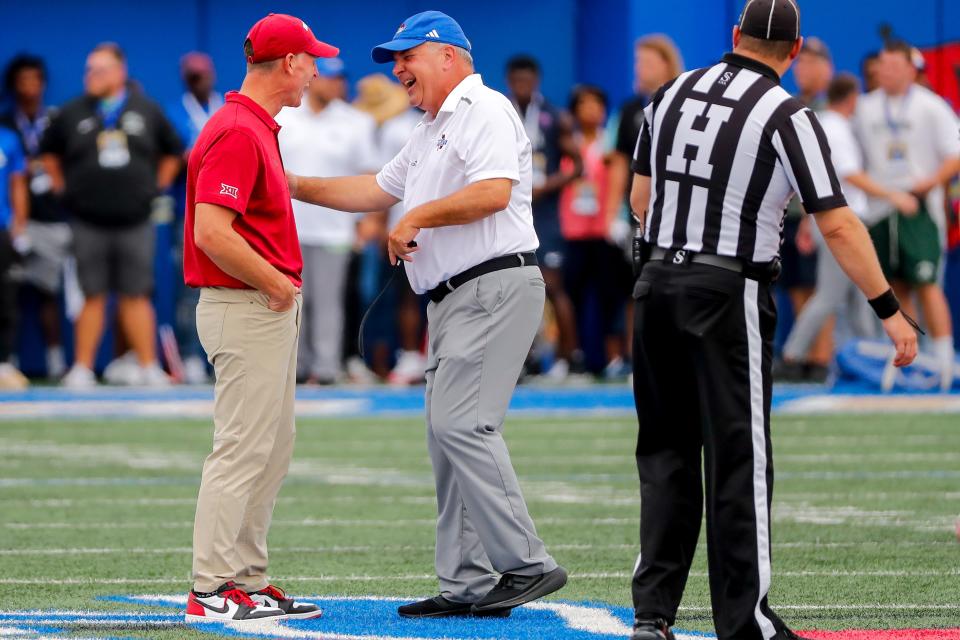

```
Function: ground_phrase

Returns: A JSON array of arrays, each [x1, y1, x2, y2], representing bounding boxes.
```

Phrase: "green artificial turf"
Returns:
[[0, 413, 957, 638]]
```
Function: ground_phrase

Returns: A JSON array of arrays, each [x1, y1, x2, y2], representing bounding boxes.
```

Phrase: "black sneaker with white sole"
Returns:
[[249, 584, 322, 620], [185, 581, 284, 623], [398, 595, 511, 618], [470, 565, 568, 614]]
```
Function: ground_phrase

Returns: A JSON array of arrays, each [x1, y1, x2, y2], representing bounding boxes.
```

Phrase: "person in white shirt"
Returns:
[[353, 73, 427, 384], [378, 106, 429, 384], [277, 57, 380, 384], [286, 10, 566, 619], [854, 41, 960, 390], [780, 73, 920, 378]]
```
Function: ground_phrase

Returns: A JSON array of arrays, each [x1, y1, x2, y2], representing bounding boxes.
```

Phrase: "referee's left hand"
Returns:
[[882, 312, 919, 368], [388, 217, 421, 264]]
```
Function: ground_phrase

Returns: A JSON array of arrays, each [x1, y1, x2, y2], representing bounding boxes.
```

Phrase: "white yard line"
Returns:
[[572, 569, 960, 578], [2, 568, 958, 585], [1, 490, 956, 509], [2, 540, 954, 557], [8, 514, 954, 531], [677, 603, 960, 611], [777, 491, 960, 500], [3, 517, 638, 529]]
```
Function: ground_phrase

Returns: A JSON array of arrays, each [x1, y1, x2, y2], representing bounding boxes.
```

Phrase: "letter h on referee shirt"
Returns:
[[665, 98, 733, 180]]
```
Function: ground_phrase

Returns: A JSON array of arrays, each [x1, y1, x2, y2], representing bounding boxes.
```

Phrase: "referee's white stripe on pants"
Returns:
[[743, 279, 777, 640]]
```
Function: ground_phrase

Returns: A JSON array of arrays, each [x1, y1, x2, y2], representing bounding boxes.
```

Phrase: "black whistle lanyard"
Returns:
[[357, 241, 417, 359]]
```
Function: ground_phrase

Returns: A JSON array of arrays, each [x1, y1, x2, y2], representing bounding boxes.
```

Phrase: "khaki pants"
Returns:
[[192, 287, 301, 593]]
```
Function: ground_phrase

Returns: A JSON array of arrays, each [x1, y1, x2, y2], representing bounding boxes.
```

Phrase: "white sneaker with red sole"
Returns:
[[249, 584, 322, 620], [185, 581, 284, 623]]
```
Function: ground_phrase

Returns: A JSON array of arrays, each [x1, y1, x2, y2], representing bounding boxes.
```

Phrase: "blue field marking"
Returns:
[[1, 381, 956, 420], [87, 594, 721, 639]]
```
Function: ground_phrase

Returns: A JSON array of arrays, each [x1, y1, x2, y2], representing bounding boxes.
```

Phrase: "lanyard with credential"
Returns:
[[883, 87, 912, 140], [14, 109, 48, 156], [98, 93, 128, 130], [182, 91, 223, 137]]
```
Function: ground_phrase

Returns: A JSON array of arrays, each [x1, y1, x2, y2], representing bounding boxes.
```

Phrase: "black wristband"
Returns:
[[868, 288, 900, 319]]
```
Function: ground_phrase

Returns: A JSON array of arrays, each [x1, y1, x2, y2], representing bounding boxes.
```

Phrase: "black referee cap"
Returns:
[[738, 0, 801, 42]]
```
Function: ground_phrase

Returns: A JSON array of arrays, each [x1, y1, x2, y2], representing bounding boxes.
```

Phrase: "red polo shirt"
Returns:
[[183, 91, 302, 288]]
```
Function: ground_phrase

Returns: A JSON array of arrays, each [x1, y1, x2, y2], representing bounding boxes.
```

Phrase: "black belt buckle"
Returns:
[[665, 249, 692, 267]]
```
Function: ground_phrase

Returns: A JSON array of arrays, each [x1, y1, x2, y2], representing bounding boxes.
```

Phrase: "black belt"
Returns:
[[428, 252, 538, 304], [649, 246, 781, 283]]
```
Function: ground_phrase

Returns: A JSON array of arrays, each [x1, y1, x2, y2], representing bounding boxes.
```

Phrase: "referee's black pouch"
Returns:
[[631, 231, 651, 278], [632, 279, 651, 300]]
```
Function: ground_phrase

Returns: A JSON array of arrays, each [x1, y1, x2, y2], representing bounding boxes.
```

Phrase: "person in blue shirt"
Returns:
[[165, 52, 222, 384], [0, 124, 29, 388], [167, 53, 223, 154]]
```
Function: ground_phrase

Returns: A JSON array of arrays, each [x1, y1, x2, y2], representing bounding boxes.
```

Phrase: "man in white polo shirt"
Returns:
[[287, 9, 567, 619], [277, 57, 379, 383], [781, 73, 922, 375], [855, 41, 960, 390]]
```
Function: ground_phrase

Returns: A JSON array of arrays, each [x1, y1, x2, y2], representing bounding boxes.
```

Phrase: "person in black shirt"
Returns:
[[627, 1, 919, 639], [610, 35, 684, 216], [1, 54, 71, 379], [506, 55, 582, 378], [40, 43, 182, 388]]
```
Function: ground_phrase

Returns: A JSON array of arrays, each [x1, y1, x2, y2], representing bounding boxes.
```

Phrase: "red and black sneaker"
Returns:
[[185, 581, 284, 623], [249, 584, 322, 620]]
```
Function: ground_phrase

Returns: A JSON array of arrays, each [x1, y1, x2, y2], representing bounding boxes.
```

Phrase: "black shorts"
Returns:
[[779, 216, 817, 289], [534, 220, 567, 271], [72, 219, 155, 297]]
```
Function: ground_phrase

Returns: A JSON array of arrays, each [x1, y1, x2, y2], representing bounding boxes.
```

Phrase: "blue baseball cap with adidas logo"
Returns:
[[371, 10, 472, 63]]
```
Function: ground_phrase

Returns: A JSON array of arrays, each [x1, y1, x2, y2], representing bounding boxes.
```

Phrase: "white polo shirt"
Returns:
[[378, 108, 422, 229], [277, 99, 380, 247], [854, 85, 960, 234], [816, 110, 869, 222], [376, 74, 538, 294]]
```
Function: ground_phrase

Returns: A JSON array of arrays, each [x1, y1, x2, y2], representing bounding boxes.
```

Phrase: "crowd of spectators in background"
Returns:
[[0, 31, 957, 389]]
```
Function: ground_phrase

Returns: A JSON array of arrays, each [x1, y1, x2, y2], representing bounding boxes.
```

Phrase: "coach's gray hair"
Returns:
[[455, 46, 474, 69], [426, 41, 474, 70]]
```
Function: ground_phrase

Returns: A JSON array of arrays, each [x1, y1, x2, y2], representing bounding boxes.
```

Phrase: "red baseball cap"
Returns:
[[245, 13, 339, 63]]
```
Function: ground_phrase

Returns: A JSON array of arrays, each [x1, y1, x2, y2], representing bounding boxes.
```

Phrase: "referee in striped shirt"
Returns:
[[627, 2, 919, 640]]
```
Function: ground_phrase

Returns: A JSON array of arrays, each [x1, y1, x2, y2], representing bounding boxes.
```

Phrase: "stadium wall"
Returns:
[[2, 0, 960, 370], [2, 1, 957, 130]]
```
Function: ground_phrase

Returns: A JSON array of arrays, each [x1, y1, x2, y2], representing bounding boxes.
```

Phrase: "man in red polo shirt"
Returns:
[[182, 14, 338, 624]]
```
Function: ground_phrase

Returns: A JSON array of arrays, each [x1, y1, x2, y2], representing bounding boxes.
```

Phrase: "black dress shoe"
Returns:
[[631, 617, 675, 640], [397, 595, 510, 618], [470, 566, 568, 613]]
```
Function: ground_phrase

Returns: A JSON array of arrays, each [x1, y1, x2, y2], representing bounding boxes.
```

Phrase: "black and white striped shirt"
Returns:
[[633, 53, 847, 263]]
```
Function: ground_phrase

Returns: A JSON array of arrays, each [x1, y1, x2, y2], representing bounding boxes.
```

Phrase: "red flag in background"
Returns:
[[921, 41, 960, 111], [920, 43, 960, 249]]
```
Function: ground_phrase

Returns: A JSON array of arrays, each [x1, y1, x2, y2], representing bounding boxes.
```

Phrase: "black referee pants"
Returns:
[[631, 260, 786, 640]]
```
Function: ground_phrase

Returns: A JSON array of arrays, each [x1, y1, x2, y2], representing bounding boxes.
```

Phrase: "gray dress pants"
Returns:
[[424, 265, 558, 603], [782, 231, 876, 362], [298, 245, 350, 380]]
